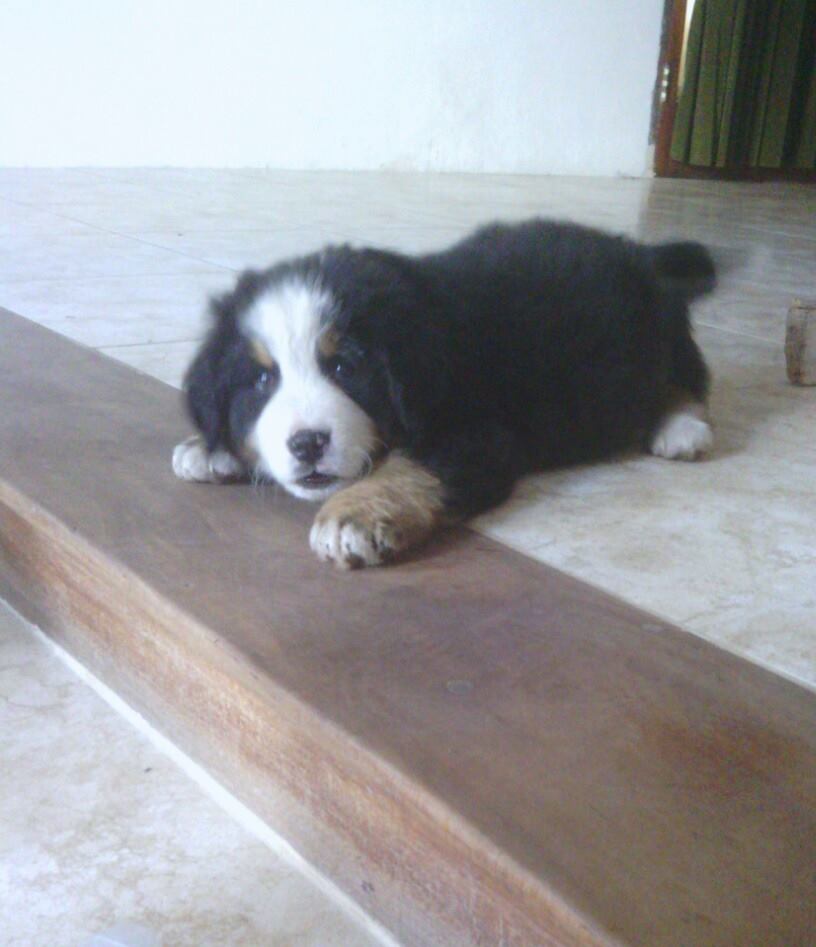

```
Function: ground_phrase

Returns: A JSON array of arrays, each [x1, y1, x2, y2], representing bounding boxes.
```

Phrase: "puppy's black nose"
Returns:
[[287, 429, 330, 464]]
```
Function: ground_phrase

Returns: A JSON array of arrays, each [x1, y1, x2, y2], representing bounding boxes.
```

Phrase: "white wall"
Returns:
[[0, 0, 663, 176]]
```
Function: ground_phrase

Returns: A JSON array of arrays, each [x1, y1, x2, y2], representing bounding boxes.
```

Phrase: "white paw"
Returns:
[[309, 512, 399, 569], [650, 412, 713, 461], [172, 437, 245, 483]]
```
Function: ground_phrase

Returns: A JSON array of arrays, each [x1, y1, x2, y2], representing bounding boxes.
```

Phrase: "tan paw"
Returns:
[[309, 453, 444, 569], [310, 503, 402, 569]]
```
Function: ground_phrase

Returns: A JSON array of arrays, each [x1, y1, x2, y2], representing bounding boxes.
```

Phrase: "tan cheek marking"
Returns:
[[250, 338, 274, 367], [317, 327, 340, 359], [311, 453, 446, 568], [238, 436, 260, 466]]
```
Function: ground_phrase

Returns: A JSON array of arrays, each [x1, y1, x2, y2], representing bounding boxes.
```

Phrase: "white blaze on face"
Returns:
[[244, 278, 377, 500]]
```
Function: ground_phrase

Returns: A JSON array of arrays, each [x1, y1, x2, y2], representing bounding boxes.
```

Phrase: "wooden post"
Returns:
[[786, 300, 816, 385]]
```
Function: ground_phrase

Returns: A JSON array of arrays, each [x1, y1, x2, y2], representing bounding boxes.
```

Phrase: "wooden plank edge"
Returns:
[[0, 476, 619, 947]]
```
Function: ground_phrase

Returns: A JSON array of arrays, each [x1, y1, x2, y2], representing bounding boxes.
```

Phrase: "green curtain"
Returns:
[[671, 0, 816, 169]]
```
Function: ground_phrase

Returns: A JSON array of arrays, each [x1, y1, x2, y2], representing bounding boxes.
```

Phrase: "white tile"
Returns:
[[0, 198, 100, 237], [129, 229, 342, 271], [475, 436, 816, 687], [0, 603, 378, 947], [0, 271, 232, 347], [91, 167, 283, 201], [88, 166, 251, 188], [694, 270, 813, 344], [695, 288, 789, 344], [0, 168, 145, 205], [15, 168, 653, 237], [28, 191, 291, 234], [131, 225, 472, 270], [0, 230, 230, 283], [100, 340, 200, 389], [684, 595, 816, 693], [697, 324, 816, 447]]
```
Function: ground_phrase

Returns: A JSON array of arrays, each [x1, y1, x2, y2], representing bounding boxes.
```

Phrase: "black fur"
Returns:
[[184, 219, 715, 519]]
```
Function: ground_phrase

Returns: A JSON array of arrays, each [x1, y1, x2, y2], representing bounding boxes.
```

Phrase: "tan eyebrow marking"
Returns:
[[249, 338, 274, 367], [317, 326, 340, 358]]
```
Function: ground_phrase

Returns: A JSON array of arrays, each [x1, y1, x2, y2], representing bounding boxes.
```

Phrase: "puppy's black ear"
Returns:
[[384, 356, 423, 441], [183, 269, 263, 451], [383, 326, 451, 445]]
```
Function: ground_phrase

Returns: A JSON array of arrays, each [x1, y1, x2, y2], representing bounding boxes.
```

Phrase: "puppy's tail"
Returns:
[[648, 241, 717, 301]]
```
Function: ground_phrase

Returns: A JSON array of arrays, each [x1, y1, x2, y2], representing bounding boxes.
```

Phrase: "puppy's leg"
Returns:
[[311, 424, 524, 569], [172, 435, 247, 483], [650, 398, 713, 460], [651, 324, 713, 461], [310, 452, 445, 569]]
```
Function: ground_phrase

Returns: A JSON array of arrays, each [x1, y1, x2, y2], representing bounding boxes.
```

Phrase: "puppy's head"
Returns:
[[184, 249, 426, 501]]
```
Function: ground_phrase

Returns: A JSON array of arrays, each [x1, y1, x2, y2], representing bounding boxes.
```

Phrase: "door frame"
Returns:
[[652, 0, 816, 180]]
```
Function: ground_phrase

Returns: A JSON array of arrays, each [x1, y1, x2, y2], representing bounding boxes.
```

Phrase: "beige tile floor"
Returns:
[[1, 168, 814, 943], [0, 602, 383, 947], [1, 168, 813, 686]]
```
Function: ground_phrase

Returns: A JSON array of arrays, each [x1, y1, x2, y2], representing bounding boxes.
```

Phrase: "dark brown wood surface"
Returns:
[[2, 308, 815, 946]]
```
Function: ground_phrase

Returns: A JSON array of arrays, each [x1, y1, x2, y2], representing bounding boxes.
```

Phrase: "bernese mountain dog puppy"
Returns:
[[173, 219, 715, 569]]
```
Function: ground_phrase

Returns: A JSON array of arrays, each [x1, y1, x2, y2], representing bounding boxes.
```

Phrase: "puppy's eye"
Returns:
[[254, 365, 279, 391], [327, 356, 355, 380]]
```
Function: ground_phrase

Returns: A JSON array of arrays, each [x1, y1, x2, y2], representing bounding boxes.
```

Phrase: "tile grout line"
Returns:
[[98, 337, 202, 351], [695, 319, 782, 347], [0, 270, 231, 286], [478, 530, 816, 696], [0, 192, 238, 274]]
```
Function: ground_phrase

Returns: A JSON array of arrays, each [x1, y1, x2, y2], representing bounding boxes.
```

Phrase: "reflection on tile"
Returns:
[[20, 168, 653, 235], [0, 168, 137, 205], [131, 228, 343, 272], [0, 198, 100, 237], [237, 168, 652, 233], [100, 339, 200, 389], [0, 230, 227, 283], [32, 192, 294, 235], [0, 602, 378, 947], [0, 272, 231, 347], [696, 289, 788, 344], [697, 324, 816, 446], [132, 225, 471, 270], [475, 426, 816, 689]]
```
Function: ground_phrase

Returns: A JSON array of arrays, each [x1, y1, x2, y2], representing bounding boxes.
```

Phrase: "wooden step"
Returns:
[[2, 308, 815, 947]]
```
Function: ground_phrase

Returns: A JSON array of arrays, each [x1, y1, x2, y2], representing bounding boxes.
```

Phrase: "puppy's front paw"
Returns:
[[310, 454, 444, 569], [172, 436, 245, 483], [650, 412, 713, 461], [310, 503, 401, 570]]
